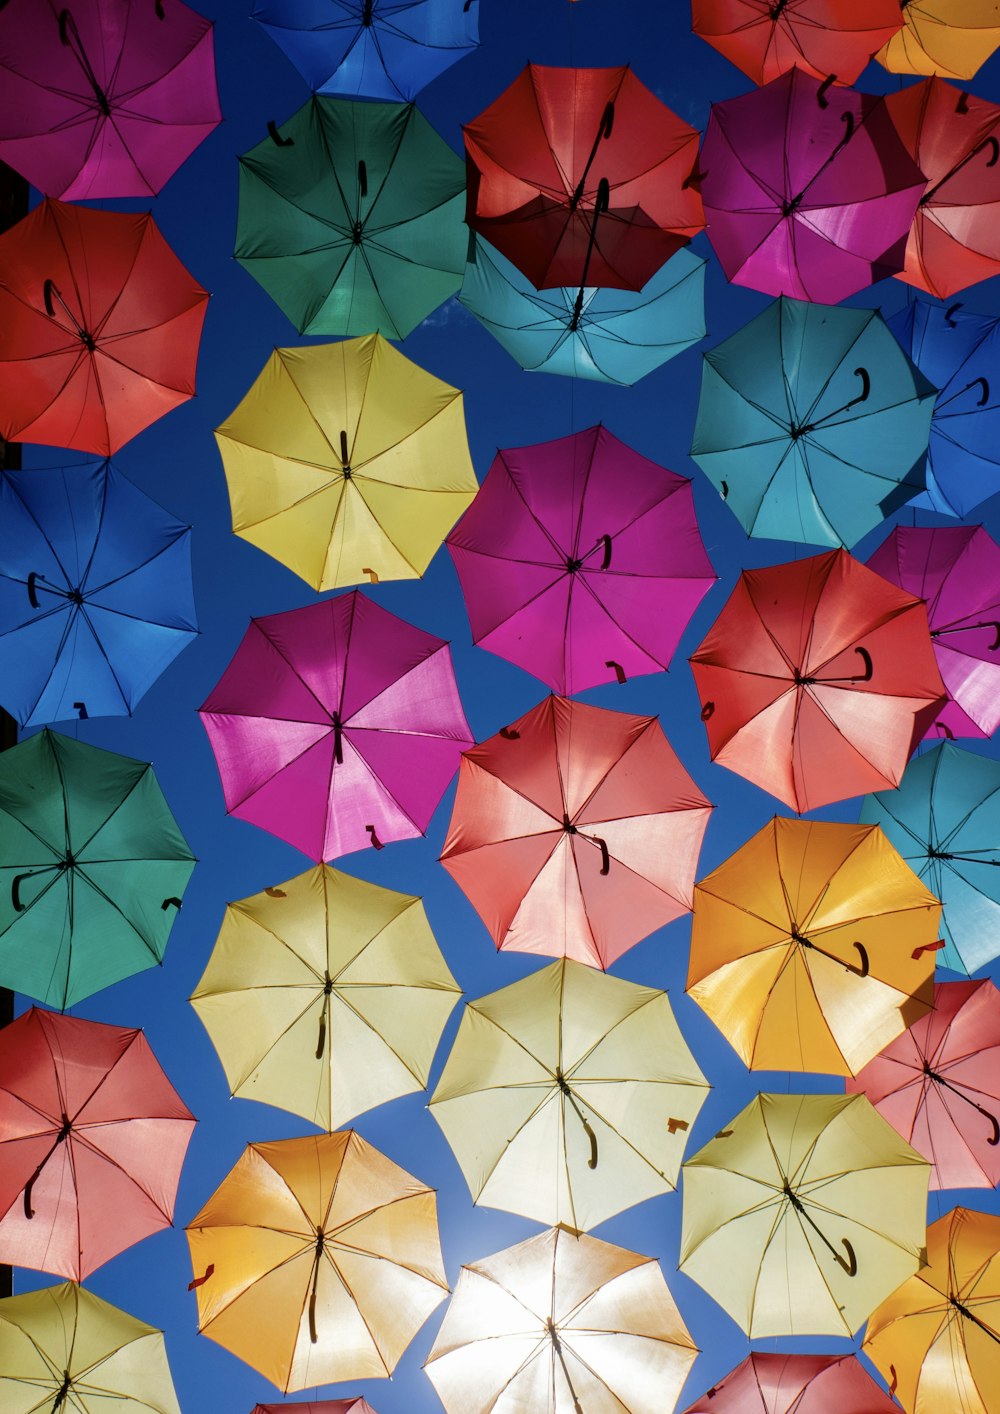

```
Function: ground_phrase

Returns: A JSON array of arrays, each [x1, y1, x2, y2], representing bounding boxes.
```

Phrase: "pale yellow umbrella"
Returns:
[[214, 333, 478, 590], [190, 865, 461, 1129], [428, 957, 709, 1231], [876, 1, 1000, 79]]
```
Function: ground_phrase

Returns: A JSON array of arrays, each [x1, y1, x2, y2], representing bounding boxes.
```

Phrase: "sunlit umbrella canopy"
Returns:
[[214, 334, 477, 591], [680, 1092, 930, 1338], [691, 0, 905, 85], [440, 695, 713, 968], [186, 1130, 449, 1392], [876, 0, 1000, 79], [683, 1352, 900, 1413], [255, 1404, 378, 1414], [429, 958, 709, 1230], [191, 864, 461, 1130], [424, 1224, 698, 1414]]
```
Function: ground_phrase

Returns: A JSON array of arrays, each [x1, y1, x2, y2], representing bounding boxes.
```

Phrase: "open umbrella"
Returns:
[[0, 1008, 195, 1282], [876, 0, 1000, 80], [683, 1352, 900, 1414], [440, 695, 713, 968], [214, 334, 477, 591], [255, 1402, 377, 1414], [691, 0, 905, 85]]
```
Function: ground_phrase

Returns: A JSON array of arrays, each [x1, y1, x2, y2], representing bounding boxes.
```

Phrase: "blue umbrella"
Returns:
[[0, 461, 197, 728]]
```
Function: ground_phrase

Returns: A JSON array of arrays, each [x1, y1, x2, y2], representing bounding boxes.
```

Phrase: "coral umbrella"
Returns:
[[199, 591, 472, 862], [186, 1131, 449, 1392], [0, 199, 208, 456], [876, 0, 1000, 79], [691, 0, 905, 86], [424, 1225, 698, 1414], [0, 1008, 195, 1282], [255, 1404, 378, 1414], [439, 695, 713, 968], [447, 425, 716, 695], [689, 549, 948, 813], [700, 68, 927, 303], [683, 1352, 900, 1413]]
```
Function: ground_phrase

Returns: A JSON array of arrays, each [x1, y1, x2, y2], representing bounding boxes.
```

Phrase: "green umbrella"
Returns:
[[235, 96, 467, 338], [0, 728, 194, 1009]]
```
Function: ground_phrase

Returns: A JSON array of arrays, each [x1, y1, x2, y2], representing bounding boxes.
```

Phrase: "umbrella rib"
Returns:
[[68, 864, 164, 963]]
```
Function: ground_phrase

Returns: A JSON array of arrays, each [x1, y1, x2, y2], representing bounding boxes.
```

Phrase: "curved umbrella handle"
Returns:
[[27, 572, 40, 608], [161, 896, 182, 911], [12, 873, 30, 912], [267, 120, 293, 147], [972, 376, 991, 407], [499, 725, 520, 740], [582, 1116, 598, 1170], [666, 1117, 689, 1135], [599, 534, 612, 570], [366, 824, 383, 850], [852, 646, 873, 681], [912, 939, 946, 960], [358, 160, 368, 199], [849, 942, 869, 978], [848, 366, 870, 409], [889, 1365, 898, 1395], [945, 302, 963, 327], [834, 1237, 857, 1276], [362, 567, 379, 584], [316, 1010, 327, 1061], [605, 660, 627, 685], [935, 722, 956, 740], [987, 1110, 1000, 1147], [590, 835, 610, 876], [701, 701, 715, 721], [839, 110, 854, 146], [188, 1264, 214, 1290], [816, 73, 836, 108], [73, 701, 87, 719], [600, 100, 615, 141], [982, 136, 1000, 167], [991, 621, 1000, 650], [720, 479, 729, 500], [43, 279, 57, 317]]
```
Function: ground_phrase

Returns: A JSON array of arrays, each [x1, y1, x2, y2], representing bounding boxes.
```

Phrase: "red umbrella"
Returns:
[[0, 1007, 195, 1281], [0, 198, 208, 455], [684, 1352, 899, 1412], [254, 1404, 378, 1414]]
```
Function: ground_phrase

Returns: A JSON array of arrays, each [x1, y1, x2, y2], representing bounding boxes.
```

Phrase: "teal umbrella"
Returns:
[[691, 296, 935, 548], [235, 96, 466, 338]]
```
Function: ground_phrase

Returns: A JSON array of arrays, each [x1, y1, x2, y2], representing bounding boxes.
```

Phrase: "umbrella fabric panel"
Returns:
[[877, 0, 1000, 80], [692, 0, 905, 85], [682, 1351, 901, 1413]]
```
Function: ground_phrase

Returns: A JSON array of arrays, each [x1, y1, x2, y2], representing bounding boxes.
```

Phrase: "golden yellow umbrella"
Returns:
[[424, 1224, 698, 1414], [876, 1, 1000, 79], [428, 957, 709, 1231], [864, 1206, 1000, 1414], [686, 817, 941, 1076], [214, 333, 477, 590], [679, 1092, 930, 1339], [190, 865, 461, 1129], [185, 1130, 449, 1392]]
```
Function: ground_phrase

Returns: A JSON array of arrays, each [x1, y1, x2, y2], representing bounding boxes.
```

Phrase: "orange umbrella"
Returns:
[[877, 1, 1000, 80]]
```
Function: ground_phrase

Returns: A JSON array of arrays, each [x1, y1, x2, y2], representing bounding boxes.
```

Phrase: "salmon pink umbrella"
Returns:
[[254, 1404, 378, 1414], [683, 1352, 900, 1413]]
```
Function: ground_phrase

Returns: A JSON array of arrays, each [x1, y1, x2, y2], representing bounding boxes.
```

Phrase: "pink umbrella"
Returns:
[[254, 1404, 378, 1414], [446, 425, 716, 695], [867, 525, 1000, 740], [684, 1352, 898, 1412], [199, 592, 473, 862]]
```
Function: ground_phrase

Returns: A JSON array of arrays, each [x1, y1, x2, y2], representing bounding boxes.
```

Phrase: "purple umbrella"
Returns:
[[700, 68, 927, 303]]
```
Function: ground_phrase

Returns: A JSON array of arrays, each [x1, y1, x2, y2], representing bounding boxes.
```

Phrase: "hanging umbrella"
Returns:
[[876, 1, 1000, 80], [191, 864, 461, 1130], [700, 68, 927, 303], [864, 1206, 1000, 1413], [439, 695, 713, 968], [0, 198, 208, 456], [255, 1403, 378, 1414], [683, 1352, 900, 1413], [251, 0, 478, 100], [0, 1008, 195, 1282], [686, 816, 940, 1076], [428, 958, 709, 1231], [691, 0, 905, 86], [424, 1225, 698, 1414], [446, 425, 717, 695], [0, 728, 195, 1009], [186, 1130, 449, 1392], [691, 297, 934, 548], [236, 96, 466, 338], [0, 0, 220, 199], [463, 63, 704, 293], [214, 334, 477, 591], [866, 524, 1000, 740], [0, 1281, 181, 1414], [690, 548, 948, 813], [679, 1092, 930, 1338], [0, 459, 197, 728], [200, 590, 472, 862]]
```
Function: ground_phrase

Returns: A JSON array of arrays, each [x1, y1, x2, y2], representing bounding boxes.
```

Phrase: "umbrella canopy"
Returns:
[[186, 1130, 449, 1392], [687, 817, 940, 1076], [691, 297, 934, 548], [236, 96, 466, 338], [0, 728, 195, 1009], [679, 1092, 930, 1338], [691, 0, 905, 85], [200, 591, 472, 862], [683, 1352, 900, 1413], [0, 198, 208, 456], [255, 1404, 377, 1414], [447, 424, 716, 695], [214, 334, 477, 591], [463, 63, 704, 292], [0, 1281, 181, 1414], [191, 864, 461, 1130], [864, 1206, 1000, 1414], [428, 958, 709, 1231], [0, 460, 197, 728], [424, 1224, 698, 1414], [0, 0, 220, 199], [0, 1008, 195, 1282], [439, 695, 713, 968], [876, 0, 1000, 79], [690, 549, 948, 813], [700, 68, 927, 303]]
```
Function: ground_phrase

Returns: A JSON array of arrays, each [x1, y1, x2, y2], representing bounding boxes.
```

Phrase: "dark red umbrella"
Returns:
[[684, 1352, 898, 1412]]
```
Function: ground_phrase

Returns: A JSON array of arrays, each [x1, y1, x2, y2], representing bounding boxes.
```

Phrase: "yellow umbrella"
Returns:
[[214, 333, 478, 590], [679, 1092, 930, 1338], [864, 1206, 1000, 1414], [185, 1130, 449, 1392], [686, 817, 941, 1076], [424, 1224, 698, 1414], [876, 1, 1000, 79], [190, 865, 461, 1129], [428, 957, 709, 1231]]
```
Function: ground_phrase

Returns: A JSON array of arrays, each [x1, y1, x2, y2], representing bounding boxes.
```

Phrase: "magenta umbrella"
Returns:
[[867, 525, 1000, 741], [199, 592, 473, 861], [699, 67, 927, 302], [0, 0, 221, 200], [446, 424, 716, 695]]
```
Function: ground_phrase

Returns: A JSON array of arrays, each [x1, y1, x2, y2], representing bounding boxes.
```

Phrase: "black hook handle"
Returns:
[[339, 429, 350, 468], [27, 572, 40, 608], [43, 279, 56, 317], [816, 73, 836, 108], [701, 701, 715, 720], [264, 886, 287, 898], [599, 534, 612, 570], [849, 941, 869, 977], [73, 701, 87, 719], [499, 725, 520, 740], [316, 1010, 326, 1061], [945, 302, 963, 327], [983, 136, 999, 168], [848, 366, 870, 408], [358, 160, 368, 198], [605, 660, 627, 685], [12, 873, 29, 912], [972, 376, 990, 406], [834, 1237, 857, 1276], [267, 120, 294, 147], [366, 824, 383, 850], [593, 835, 610, 875], [853, 646, 873, 681], [161, 896, 182, 911], [720, 479, 729, 500], [839, 110, 854, 145]]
